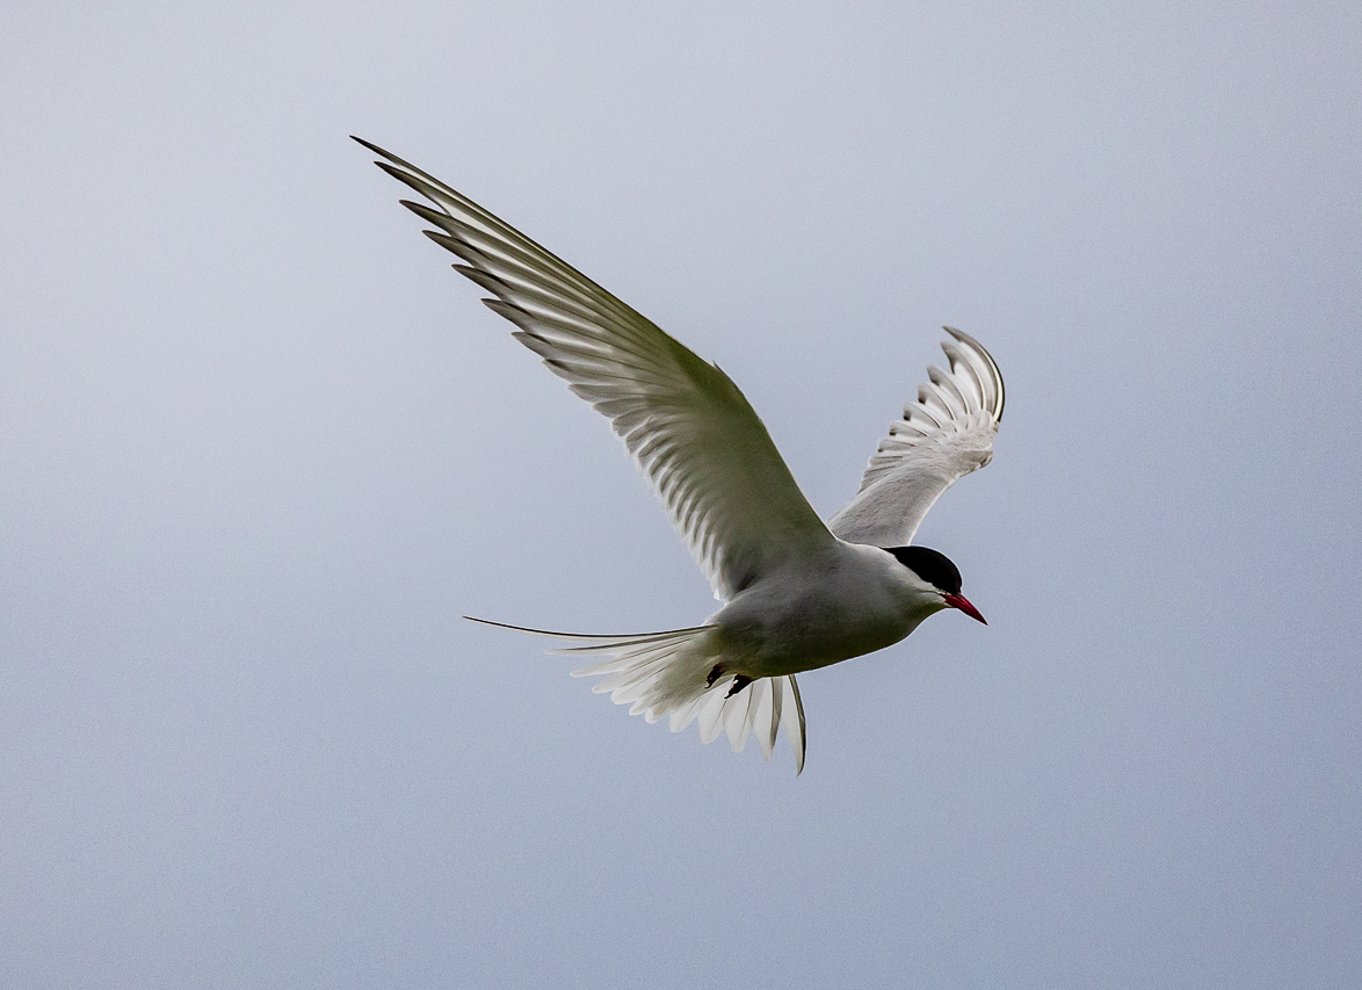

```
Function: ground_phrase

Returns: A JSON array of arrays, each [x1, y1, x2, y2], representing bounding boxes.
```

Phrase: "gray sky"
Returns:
[[4, 2, 1360, 987]]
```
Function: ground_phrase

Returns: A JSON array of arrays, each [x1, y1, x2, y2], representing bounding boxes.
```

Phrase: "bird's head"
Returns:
[[884, 545, 986, 624]]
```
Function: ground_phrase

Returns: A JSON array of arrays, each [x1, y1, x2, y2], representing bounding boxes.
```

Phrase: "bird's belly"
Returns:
[[711, 582, 920, 678]]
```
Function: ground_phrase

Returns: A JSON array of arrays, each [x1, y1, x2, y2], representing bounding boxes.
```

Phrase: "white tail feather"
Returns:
[[465, 616, 807, 773]]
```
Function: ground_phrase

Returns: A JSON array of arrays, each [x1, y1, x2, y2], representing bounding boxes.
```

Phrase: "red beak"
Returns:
[[943, 593, 987, 625]]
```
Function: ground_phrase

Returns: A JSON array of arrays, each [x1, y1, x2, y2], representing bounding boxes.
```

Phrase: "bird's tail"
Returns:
[[465, 616, 807, 773]]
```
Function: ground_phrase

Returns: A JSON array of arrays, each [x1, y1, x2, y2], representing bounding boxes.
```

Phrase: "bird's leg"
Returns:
[[725, 674, 752, 699], [705, 664, 724, 689]]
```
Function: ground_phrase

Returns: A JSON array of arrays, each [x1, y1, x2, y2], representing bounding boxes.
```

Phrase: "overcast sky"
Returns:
[[4, 2, 1360, 987]]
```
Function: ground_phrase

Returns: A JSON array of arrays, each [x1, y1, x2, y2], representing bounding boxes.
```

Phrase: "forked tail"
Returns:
[[465, 616, 807, 773]]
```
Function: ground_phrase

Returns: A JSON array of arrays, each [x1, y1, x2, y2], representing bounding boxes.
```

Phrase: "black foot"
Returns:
[[725, 675, 752, 699], [706, 664, 724, 689]]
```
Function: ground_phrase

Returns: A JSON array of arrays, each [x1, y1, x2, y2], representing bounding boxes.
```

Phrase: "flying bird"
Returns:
[[356, 137, 1004, 774]]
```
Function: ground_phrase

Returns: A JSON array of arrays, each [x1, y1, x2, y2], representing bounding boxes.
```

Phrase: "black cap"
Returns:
[[884, 546, 962, 594]]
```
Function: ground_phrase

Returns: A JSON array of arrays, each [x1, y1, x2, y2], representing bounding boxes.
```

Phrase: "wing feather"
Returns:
[[829, 328, 1004, 548], [358, 137, 834, 599]]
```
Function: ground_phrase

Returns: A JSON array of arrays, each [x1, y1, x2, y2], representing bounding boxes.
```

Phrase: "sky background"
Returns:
[[4, 2, 1361, 987]]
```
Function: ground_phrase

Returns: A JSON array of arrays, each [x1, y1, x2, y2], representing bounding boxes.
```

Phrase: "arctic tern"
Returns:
[[357, 137, 1004, 773]]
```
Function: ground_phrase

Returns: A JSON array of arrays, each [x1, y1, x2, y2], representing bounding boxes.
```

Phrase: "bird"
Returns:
[[356, 136, 1004, 774]]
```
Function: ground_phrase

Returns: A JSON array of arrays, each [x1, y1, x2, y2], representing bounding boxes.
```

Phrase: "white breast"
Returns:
[[707, 542, 933, 677]]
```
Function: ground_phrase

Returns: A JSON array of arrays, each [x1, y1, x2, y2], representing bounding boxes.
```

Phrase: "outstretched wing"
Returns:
[[829, 328, 1004, 547], [357, 138, 834, 600]]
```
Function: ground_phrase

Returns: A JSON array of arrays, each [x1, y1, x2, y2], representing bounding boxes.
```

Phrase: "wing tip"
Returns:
[[941, 325, 1005, 422], [352, 134, 406, 169]]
